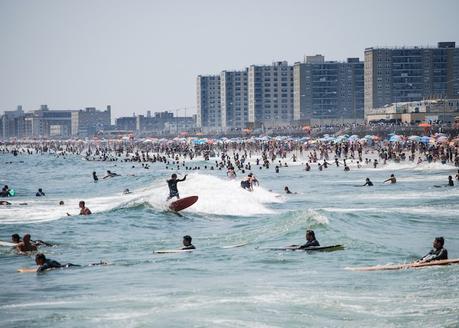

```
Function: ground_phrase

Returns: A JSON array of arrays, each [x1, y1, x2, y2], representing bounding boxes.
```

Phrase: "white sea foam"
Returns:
[[0, 173, 282, 224], [144, 173, 283, 216]]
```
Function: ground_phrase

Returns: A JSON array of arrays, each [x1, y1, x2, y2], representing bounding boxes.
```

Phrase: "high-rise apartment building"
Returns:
[[364, 41, 459, 115], [196, 75, 221, 129], [293, 55, 364, 122], [220, 70, 249, 129], [248, 61, 294, 127]]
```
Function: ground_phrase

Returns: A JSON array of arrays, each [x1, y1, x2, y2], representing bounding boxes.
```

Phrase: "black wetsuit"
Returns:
[[299, 239, 320, 249], [167, 177, 186, 198], [182, 245, 195, 250], [37, 259, 80, 272], [363, 181, 373, 186], [420, 248, 448, 262]]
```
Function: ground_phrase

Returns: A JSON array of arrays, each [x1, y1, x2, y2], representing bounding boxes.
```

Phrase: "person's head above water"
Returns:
[[390, 174, 395, 177], [59, 201, 64, 205], [306, 230, 316, 241], [171, 173, 177, 180], [11, 233, 20, 243], [79, 201, 85, 208], [23, 234, 31, 243], [35, 253, 46, 265], [366, 178, 371, 182], [183, 235, 192, 246], [433, 237, 445, 249], [38, 188, 43, 192]]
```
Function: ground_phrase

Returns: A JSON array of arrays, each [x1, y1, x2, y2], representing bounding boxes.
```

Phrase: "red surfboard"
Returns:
[[169, 196, 198, 212]]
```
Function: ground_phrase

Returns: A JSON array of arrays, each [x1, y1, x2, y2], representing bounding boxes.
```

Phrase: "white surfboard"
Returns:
[[154, 249, 194, 254], [0, 240, 16, 247], [221, 243, 249, 249]]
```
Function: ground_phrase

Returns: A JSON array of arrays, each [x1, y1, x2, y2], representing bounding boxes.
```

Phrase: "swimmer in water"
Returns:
[[181, 235, 195, 250], [447, 175, 454, 187], [0, 200, 11, 205], [93, 171, 98, 182], [103, 170, 120, 179], [284, 186, 297, 194], [166, 174, 187, 201], [418, 237, 448, 263], [16, 234, 37, 253], [123, 188, 132, 194], [79, 201, 92, 215], [362, 178, 373, 186], [35, 188, 45, 197], [384, 174, 396, 184]]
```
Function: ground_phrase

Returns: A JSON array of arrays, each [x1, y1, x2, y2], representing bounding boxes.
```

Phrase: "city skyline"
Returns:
[[1, 0, 458, 118]]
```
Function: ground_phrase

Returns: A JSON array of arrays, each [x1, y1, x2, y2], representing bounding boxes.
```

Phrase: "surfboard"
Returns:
[[267, 244, 344, 252], [221, 243, 249, 249], [346, 258, 459, 272], [169, 196, 198, 212], [154, 249, 194, 254], [0, 240, 16, 247]]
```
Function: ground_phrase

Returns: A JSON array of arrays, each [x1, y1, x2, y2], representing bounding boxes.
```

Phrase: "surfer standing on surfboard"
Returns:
[[166, 174, 187, 201]]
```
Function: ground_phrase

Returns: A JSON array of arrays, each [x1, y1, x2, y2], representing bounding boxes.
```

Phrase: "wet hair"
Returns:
[[79, 200, 85, 206], [435, 237, 445, 247], [183, 235, 192, 243], [11, 233, 20, 242], [35, 253, 46, 262], [59, 201, 64, 205], [306, 230, 315, 239], [171, 173, 177, 179]]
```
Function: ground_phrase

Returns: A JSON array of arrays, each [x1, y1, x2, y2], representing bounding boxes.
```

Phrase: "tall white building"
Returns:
[[196, 75, 221, 129], [248, 61, 294, 127], [220, 69, 249, 129]]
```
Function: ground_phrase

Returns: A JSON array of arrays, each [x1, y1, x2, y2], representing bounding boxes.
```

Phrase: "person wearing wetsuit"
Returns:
[[181, 235, 195, 250], [362, 178, 373, 186], [93, 171, 99, 182], [167, 174, 187, 200], [419, 237, 448, 263], [35, 188, 45, 197], [299, 230, 320, 249], [35, 253, 79, 272], [447, 176, 454, 186]]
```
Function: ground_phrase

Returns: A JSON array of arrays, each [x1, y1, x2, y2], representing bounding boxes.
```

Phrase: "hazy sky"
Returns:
[[1, 0, 458, 119]]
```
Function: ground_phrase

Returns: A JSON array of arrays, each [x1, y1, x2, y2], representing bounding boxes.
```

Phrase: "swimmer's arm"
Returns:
[[17, 267, 38, 273]]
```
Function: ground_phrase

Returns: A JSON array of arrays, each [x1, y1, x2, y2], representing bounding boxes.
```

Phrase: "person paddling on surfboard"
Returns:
[[181, 235, 195, 250], [166, 174, 187, 201], [288, 230, 320, 249], [418, 237, 448, 263]]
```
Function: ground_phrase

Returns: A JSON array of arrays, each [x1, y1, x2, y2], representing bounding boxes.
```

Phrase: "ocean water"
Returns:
[[0, 152, 458, 327]]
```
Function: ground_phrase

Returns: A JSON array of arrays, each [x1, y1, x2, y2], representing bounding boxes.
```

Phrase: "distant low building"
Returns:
[[24, 105, 73, 138], [115, 116, 137, 131], [365, 99, 459, 124], [71, 106, 111, 137], [1, 106, 25, 139]]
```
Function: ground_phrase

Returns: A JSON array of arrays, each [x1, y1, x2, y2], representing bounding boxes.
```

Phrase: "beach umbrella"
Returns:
[[418, 123, 431, 128], [420, 136, 430, 143], [408, 135, 421, 141], [389, 135, 401, 142]]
